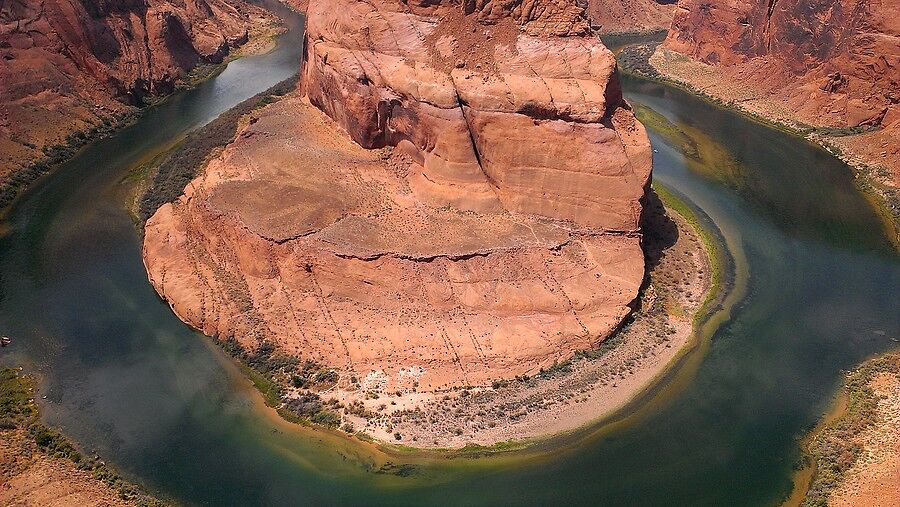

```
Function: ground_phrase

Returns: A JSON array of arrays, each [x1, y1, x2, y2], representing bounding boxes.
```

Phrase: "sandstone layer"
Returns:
[[0, 0, 272, 182], [585, 0, 676, 33], [144, 0, 651, 392], [661, 0, 900, 197]]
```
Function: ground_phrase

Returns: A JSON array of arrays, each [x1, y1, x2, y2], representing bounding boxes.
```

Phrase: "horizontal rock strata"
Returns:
[[144, 0, 651, 391], [0, 0, 268, 178]]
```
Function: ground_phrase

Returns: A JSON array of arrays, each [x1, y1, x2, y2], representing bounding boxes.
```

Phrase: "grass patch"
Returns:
[[653, 184, 724, 324], [214, 336, 342, 429]]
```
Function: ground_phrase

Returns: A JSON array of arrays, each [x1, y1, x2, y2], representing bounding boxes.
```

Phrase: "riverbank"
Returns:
[[146, 168, 721, 450], [626, 43, 899, 248], [0, 5, 284, 218], [608, 39, 899, 250], [175, 9, 285, 91], [354, 186, 720, 449], [130, 69, 720, 450], [129, 75, 299, 224], [795, 352, 900, 506], [0, 368, 166, 506]]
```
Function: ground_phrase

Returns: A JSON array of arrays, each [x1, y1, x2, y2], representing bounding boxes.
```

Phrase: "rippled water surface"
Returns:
[[1, 18, 898, 506]]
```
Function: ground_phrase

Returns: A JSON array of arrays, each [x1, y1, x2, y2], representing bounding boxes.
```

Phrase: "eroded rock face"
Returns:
[[665, 0, 900, 133], [0, 0, 262, 176], [144, 0, 651, 391], [302, 0, 649, 229], [585, 0, 676, 33]]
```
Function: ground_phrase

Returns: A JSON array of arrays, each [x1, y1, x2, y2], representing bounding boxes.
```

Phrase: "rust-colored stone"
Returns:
[[144, 0, 651, 391], [0, 0, 264, 177], [585, 0, 676, 33]]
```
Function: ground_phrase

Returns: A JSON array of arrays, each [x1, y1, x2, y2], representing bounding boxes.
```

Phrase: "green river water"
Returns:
[[1, 6, 898, 505]]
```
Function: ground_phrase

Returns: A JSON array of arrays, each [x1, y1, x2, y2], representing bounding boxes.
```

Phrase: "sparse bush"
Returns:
[[310, 410, 341, 428]]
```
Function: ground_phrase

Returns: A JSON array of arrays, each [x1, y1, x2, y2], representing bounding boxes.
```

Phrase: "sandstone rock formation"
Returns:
[[585, 0, 676, 33], [662, 0, 900, 190], [144, 0, 651, 391], [0, 0, 268, 181], [280, 0, 309, 11]]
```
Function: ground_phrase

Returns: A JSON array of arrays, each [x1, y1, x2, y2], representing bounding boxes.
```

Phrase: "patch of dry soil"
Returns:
[[829, 366, 900, 507], [0, 429, 131, 507]]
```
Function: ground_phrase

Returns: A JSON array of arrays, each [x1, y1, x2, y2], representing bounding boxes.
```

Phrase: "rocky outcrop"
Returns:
[[0, 0, 268, 181], [144, 0, 651, 391], [585, 0, 676, 33], [662, 0, 900, 192], [301, 0, 648, 229], [279, 0, 309, 11]]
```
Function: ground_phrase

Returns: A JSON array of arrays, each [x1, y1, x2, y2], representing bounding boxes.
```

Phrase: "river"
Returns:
[[1, 6, 898, 506]]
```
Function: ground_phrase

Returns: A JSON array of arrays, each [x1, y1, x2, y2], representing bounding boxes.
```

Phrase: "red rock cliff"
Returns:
[[585, 0, 676, 33], [665, 0, 899, 139], [301, 0, 650, 229], [144, 0, 652, 392], [0, 0, 267, 179]]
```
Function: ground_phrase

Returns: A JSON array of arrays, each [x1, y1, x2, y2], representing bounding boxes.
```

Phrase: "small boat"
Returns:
[[0, 336, 10, 347]]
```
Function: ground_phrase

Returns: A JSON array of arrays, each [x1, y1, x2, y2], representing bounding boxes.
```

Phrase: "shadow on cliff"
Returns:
[[640, 189, 679, 273]]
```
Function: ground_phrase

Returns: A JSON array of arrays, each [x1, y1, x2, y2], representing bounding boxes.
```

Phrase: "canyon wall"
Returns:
[[144, 0, 652, 392], [0, 0, 268, 184], [585, 0, 676, 33], [660, 0, 899, 195], [279, 0, 309, 11]]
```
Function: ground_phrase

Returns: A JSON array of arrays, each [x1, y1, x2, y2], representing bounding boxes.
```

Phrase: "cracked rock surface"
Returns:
[[144, 0, 651, 391]]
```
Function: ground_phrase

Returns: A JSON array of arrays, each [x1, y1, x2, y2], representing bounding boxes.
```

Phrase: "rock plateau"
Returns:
[[144, 0, 651, 392]]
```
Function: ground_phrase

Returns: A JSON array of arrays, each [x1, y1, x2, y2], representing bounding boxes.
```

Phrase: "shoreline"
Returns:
[[611, 40, 899, 249], [786, 351, 900, 507], [356, 185, 722, 449], [0, 8, 285, 221], [164, 179, 730, 454], [783, 389, 849, 507], [0, 368, 167, 506], [608, 38, 900, 504]]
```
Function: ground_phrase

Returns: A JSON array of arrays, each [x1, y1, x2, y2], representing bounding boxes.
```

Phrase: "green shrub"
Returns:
[[310, 410, 341, 428]]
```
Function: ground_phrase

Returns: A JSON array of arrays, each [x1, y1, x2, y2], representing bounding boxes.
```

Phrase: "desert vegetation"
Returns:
[[803, 353, 900, 506], [139, 76, 298, 223], [0, 368, 166, 506]]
